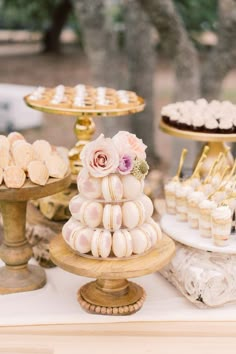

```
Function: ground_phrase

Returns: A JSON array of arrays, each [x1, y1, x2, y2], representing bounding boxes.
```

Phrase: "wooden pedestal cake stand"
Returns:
[[0, 172, 71, 295], [160, 119, 236, 176], [50, 234, 175, 316]]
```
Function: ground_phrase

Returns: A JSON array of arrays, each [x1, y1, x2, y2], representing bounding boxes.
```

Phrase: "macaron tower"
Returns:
[[62, 131, 162, 258]]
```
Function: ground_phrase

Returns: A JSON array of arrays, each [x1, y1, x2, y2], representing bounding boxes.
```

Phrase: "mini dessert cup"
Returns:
[[199, 199, 217, 238], [187, 191, 205, 229], [175, 184, 193, 222], [164, 180, 180, 214], [211, 205, 232, 247]]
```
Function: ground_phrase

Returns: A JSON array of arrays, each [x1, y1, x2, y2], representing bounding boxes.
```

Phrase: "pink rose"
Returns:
[[80, 134, 119, 177], [112, 131, 147, 160]]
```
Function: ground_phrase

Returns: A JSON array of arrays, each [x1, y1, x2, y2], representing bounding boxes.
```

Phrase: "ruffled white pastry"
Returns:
[[192, 114, 205, 128], [196, 98, 208, 107], [205, 118, 218, 130], [219, 118, 233, 130]]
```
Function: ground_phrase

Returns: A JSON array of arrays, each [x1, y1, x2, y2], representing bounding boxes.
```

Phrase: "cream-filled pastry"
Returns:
[[122, 200, 145, 229], [102, 204, 122, 231], [79, 200, 103, 228], [77, 168, 102, 199], [112, 229, 132, 258], [102, 174, 123, 201], [91, 229, 112, 258], [12, 141, 35, 171], [122, 174, 144, 200], [3, 166, 26, 188], [33, 140, 52, 161], [45, 153, 68, 178], [27, 160, 49, 186]]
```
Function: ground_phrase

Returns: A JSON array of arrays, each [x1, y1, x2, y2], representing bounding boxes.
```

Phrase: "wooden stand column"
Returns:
[[0, 172, 71, 295], [50, 234, 175, 316], [0, 200, 46, 294]]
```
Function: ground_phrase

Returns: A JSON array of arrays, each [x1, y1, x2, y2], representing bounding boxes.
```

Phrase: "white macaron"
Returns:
[[102, 174, 123, 201], [91, 229, 112, 258], [77, 168, 102, 199], [62, 217, 83, 244], [138, 194, 154, 219], [69, 194, 84, 220], [130, 227, 152, 254], [112, 229, 133, 258], [73, 227, 93, 254], [79, 200, 103, 228], [122, 174, 144, 200], [147, 217, 162, 241], [102, 204, 122, 231], [122, 200, 145, 229]]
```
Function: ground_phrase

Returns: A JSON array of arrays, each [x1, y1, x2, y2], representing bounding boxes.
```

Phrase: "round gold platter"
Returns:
[[24, 95, 145, 118], [160, 119, 236, 142]]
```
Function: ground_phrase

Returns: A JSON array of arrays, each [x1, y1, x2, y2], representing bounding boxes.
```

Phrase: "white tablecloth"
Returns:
[[1, 259, 236, 326]]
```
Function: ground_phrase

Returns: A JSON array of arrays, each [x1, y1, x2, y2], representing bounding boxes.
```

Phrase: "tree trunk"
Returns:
[[124, 0, 158, 162], [201, 0, 236, 99], [74, 0, 130, 136], [43, 0, 73, 53], [138, 0, 200, 100]]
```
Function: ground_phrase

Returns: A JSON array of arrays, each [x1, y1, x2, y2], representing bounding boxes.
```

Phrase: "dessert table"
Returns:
[[1, 258, 236, 353]]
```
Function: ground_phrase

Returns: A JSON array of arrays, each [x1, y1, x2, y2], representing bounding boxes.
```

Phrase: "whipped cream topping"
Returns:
[[212, 205, 232, 220], [161, 99, 236, 130], [165, 181, 180, 193], [176, 185, 193, 197], [199, 199, 217, 210], [187, 191, 205, 204]]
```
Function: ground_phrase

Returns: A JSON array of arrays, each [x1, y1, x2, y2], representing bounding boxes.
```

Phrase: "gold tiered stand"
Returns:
[[160, 120, 235, 175], [50, 234, 175, 315], [0, 172, 71, 294], [24, 95, 145, 175], [24, 90, 145, 221]]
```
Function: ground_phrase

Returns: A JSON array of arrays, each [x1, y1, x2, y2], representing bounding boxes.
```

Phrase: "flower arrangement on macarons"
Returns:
[[80, 131, 149, 180]]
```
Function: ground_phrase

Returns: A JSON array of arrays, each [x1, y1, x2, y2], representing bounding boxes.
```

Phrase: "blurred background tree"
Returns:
[[1, 0, 236, 166]]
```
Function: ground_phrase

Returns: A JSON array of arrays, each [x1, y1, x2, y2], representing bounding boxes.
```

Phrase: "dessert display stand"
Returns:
[[160, 120, 235, 176], [25, 94, 145, 175], [0, 172, 71, 294], [24, 92, 145, 221], [50, 234, 175, 315], [158, 201, 236, 308]]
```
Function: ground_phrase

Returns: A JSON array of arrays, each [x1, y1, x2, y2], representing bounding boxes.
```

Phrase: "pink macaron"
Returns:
[[121, 174, 144, 200], [79, 200, 103, 228], [69, 194, 84, 220], [77, 168, 102, 199]]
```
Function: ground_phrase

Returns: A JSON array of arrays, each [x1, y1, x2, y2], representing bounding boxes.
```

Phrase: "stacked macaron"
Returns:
[[62, 131, 163, 258]]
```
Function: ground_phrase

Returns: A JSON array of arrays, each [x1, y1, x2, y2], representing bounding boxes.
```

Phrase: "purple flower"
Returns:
[[118, 155, 134, 175]]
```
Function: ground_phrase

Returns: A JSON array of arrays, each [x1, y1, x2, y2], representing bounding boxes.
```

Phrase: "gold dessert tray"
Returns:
[[24, 88, 145, 175], [160, 119, 236, 176]]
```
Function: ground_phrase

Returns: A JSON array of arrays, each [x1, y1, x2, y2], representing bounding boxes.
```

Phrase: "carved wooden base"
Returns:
[[50, 234, 175, 315], [0, 265, 46, 295], [160, 241, 236, 308], [78, 279, 146, 315]]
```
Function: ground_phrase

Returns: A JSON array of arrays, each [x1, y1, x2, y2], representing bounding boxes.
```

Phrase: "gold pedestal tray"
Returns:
[[50, 234, 175, 316], [160, 119, 235, 175], [0, 172, 71, 295], [24, 94, 145, 175]]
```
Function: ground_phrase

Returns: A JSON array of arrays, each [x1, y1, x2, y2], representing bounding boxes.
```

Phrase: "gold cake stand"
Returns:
[[24, 95, 145, 175], [160, 119, 235, 175], [24, 90, 145, 221], [50, 234, 175, 316], [0, 171, 71, 294]]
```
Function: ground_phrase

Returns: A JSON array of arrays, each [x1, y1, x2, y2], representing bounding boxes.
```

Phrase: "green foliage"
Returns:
[[0, 0, 61, 30], [174, 0, 218, 32]]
